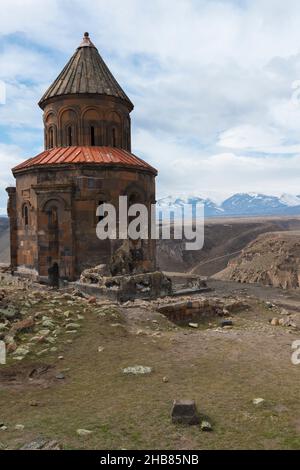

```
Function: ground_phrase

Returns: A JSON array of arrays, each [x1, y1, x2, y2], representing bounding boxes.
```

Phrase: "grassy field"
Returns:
[[0, 278, 300, 450]]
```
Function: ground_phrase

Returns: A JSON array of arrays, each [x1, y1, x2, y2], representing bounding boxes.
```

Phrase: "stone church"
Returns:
[[6, 33, 157, 282]]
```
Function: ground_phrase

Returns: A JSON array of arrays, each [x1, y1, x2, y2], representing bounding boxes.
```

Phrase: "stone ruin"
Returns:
[[77, 239, 208, 302], [157, 297, 247, 325], [76, 239, 171, 301]]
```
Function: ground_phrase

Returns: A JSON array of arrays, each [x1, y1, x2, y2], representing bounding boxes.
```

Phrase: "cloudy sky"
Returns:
[[1, 0, 300, 213]]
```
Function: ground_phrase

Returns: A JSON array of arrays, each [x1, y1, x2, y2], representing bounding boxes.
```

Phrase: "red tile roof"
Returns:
[[13, 146, 157, 175]]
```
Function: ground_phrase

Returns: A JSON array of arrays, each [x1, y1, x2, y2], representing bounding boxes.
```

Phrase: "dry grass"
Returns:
[[0, 284, 300, 450]]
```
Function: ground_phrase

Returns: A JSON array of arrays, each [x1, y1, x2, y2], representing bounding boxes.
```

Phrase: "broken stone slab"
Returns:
[[55, 372, 65, 380], [77, 429, 93, 436], [20, 438, 62, 450], [15, 424, 25, 431], [13, 346, 29, 357], [253, 398, 265, 406], [171, 400, 200, 425], [65, 323, 81, 330], [122, 365, 152, 375], [221, 320, 233, 328]]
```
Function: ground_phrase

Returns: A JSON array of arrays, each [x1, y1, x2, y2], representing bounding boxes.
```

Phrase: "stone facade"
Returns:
[[6, 34, 157, 282], [43, 95, 132, 152]]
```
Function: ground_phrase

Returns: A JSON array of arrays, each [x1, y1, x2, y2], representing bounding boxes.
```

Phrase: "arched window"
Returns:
[[112, 128, 117, 147], [49, 207, 58, 229], [91, 126, 95, 146], [67, 126, 73, 146], [23, 205, 29, 227], [49, 127, 54, 149]]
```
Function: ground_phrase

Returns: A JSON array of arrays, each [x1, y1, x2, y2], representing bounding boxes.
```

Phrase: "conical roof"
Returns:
[[39, 33, 133, 110]]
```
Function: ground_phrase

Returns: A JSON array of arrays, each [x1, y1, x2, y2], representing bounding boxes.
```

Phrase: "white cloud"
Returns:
[[2, 0, 300, 206], [135, 129, 300, 199], [0, 144, 24, 211]]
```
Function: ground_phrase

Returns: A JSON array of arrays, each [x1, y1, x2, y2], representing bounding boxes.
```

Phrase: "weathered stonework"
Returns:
[[77, 270, 173, 302], [6, 33, 157, 282]]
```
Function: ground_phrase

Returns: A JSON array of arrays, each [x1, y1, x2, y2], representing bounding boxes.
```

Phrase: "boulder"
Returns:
[[171, 400, 200, 425]]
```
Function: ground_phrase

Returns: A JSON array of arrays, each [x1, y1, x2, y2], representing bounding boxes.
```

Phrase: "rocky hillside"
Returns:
[[157, 218, 300, 276], [214, 231, 300, 289], [0, 217, 9, 264]]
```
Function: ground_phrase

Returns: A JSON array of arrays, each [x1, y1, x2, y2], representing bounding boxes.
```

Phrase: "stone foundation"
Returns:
[[157, 298, 247, 325]]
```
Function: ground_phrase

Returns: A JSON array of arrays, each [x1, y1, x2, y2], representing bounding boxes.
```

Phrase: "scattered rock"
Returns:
[[66, 323, 81, 330], [20, 438, 61, 450], [88, 297, 97, 304], [29, 401, 39, 407], [42, 320, 56, 329], [13, 346, 29, 357], [221, 320, 233, 328], [279, 318, 290, 327], [270, 318, 279, 326], [77, 429, 93, 436], [266, 302, 275, 309], [15, 424, 25, 431], [55, 373, 65, 380], [122, 365, 152, 375], [0, 307, 18, 320], [11, 317, 34, 334], [6, 341, 17, 353], [189, 323, 199, 329], [171, 400, 200, 425], [200, 420, 213, 432], [98, 347, 104, 353], [36, 348, 49, 356], [162, 376, 169, 383], [253, 398, 265, 406]]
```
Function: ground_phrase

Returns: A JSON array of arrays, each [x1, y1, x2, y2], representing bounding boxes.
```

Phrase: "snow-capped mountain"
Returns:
[[156, 193, 300, 218], [157, 195, 224, 218]]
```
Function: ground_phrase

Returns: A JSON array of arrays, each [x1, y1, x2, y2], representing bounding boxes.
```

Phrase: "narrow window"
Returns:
[[67, 126, 73, 146], [97, 200, 105, 223], [23, 205, 29, 227], [49, 128, 54, 149], [91, 126, 95, 146], [49, 207, 58, 229], [125, 129, 129, 150], [112, 128, 117, 147]]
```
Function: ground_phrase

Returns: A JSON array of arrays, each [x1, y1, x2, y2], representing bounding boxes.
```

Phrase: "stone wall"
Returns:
[[9, 164, 156, 281], [157, 298, 246, 325], [43, 95, 132, 151]]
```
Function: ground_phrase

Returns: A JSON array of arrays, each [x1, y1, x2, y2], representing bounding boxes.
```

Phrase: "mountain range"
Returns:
[[1, 192, 300, 220], [156, 193, 300, 218]]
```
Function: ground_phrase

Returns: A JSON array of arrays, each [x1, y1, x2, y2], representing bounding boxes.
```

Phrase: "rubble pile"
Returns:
[[0, 283, 88, 362]]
